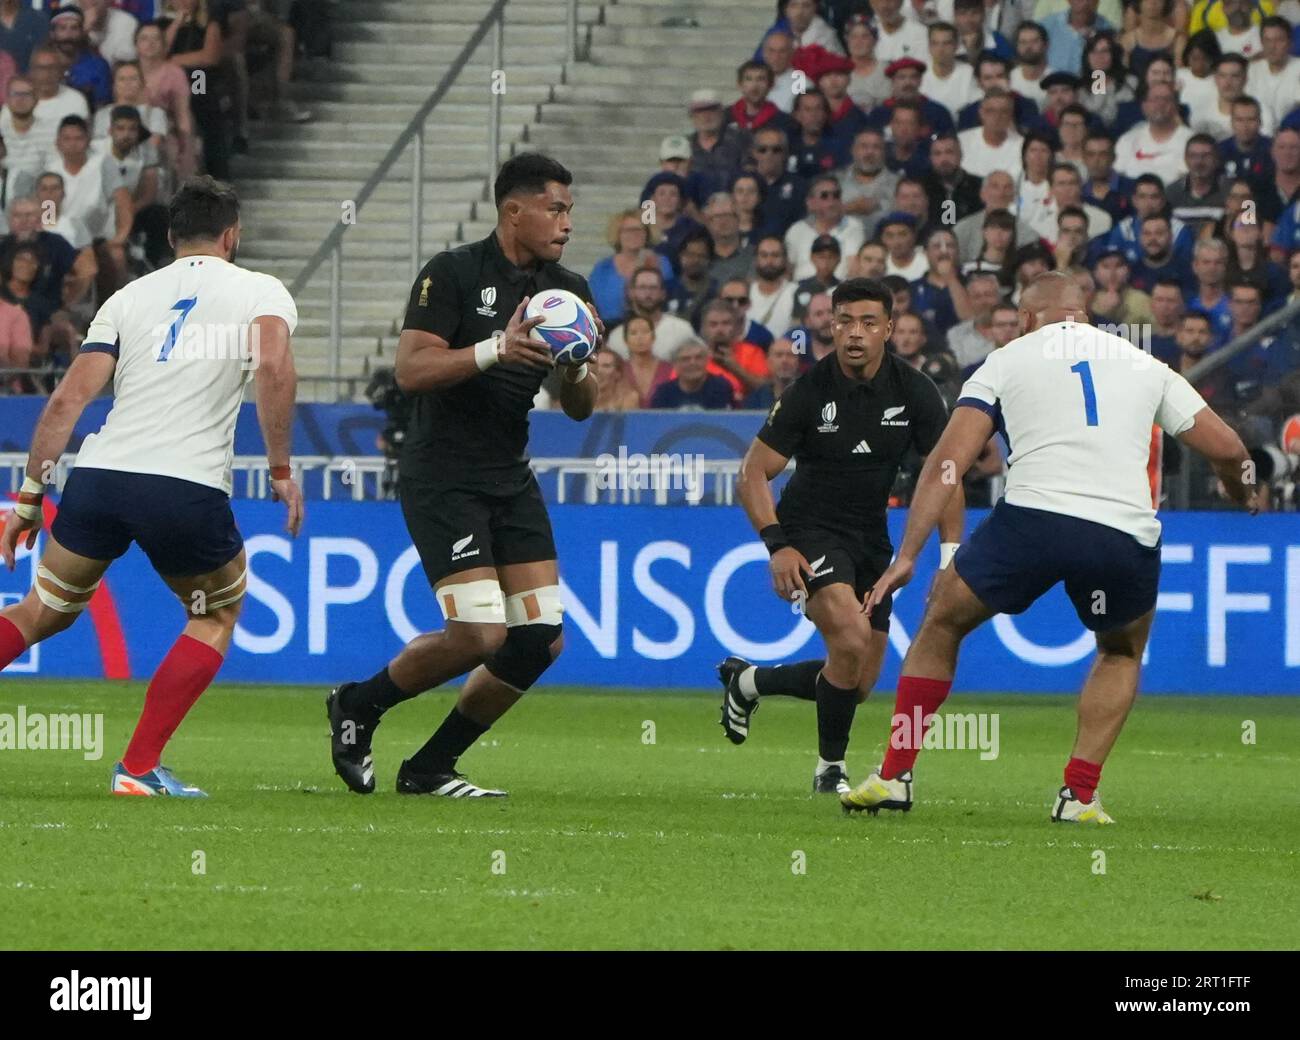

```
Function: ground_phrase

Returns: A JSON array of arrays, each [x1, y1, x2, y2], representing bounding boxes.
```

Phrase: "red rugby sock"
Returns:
[[121, 635, 224, 775], [880, 675, 952, 779], [1064, 757, 1103, 805], [0, 616, 27, 670]]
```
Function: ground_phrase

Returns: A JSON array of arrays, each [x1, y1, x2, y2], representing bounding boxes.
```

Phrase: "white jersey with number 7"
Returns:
[[956, 320, 1208, 548], [72, 255, 298, 496]]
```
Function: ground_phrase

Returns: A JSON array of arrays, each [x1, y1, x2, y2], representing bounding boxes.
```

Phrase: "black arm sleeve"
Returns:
[[402, 251, 462, 343]]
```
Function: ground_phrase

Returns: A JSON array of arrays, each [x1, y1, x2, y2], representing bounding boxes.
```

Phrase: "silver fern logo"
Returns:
[[451, 534, 480, 561]]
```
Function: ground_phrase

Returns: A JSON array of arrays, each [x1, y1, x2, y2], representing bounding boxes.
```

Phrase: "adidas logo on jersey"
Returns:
[[451, 534, 480, 561], [880, 405, 909, 427], [851, 440, 871, 454]]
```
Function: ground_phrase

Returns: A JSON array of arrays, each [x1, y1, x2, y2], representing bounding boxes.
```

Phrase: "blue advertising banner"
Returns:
[[1, 503, 1295, 695]]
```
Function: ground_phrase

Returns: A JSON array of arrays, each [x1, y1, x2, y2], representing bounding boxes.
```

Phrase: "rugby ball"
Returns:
[[525, 289, 598, 365]]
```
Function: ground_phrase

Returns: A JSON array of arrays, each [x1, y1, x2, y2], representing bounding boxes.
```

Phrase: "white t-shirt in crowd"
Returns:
[[1247, 57, 1300, 124], [785, 216, 865, 279], [0, 110, 55, 175], [34, 86, 90, 132], [958, 320, 1207, 546], [75, 256, 300, 495], [1215, 26, 1262, 61], [957, 127, 1025, 178], [886, 248, 929, 281], [874, 20, 929, 63], [749, 278, 799, 339], [1010, 66, 1053, 110], [1114, 122, 1194, 185], [922, 63, 980, 118]]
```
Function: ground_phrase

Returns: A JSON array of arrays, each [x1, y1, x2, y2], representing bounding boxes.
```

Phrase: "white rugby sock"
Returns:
[[737, 666, 759, 700]]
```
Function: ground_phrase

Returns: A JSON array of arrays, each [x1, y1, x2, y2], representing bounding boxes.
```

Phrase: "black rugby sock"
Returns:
[[407, 707, 490, 776], [341, 666, 416, 717], [815, 672, 858, 763], [753, 659, 824, 701]]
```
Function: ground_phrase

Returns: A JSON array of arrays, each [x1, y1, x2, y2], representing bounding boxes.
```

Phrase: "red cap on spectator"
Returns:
[[791, 44, 835, 80], [815, 53, 854, 80], [885, 57, 926, 78]]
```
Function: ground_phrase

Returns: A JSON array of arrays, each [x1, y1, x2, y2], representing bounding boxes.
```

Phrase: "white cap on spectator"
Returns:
[[688, 89, 722, 112], [659, 134, 691, 161]]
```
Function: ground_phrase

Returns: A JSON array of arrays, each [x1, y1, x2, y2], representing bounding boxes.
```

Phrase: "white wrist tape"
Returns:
[[939, 542, 961, 570], [15, 474, 45, 521], [563, 362, 589, 383], [474, 336, 500, 371]]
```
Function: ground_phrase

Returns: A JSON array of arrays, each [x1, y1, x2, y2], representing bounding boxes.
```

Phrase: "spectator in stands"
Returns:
[[1193, 55, 1272, 140], [882, 98, 932, 178], [0, 76, 46, 178], [29, 44, 88, 133], [872, 0, 929, 64], [1173, 310, 1235, 410], [953, 0, 1013, 61], [1032, 162, 1114, 244], [589, 210, 673, 326], [1149, 277, 1185, 363], [1189, 237, 1234, 343], [805, 49, 868, 160], [82, 0, 139, 66], [1026, 70, 1083, 136], [946, 270, 1003, 367], [957, 53, 1037, 131], [1053, 205, 1092, 268], [852, 240, 887, 278], [1011, 20, 1053, 109], [760, 28, 797, 113], [1042, 0, 1113, 74], [1219, 96, 1274, 186], [749, 234, 797, 338], [49, 6, 111, 109], [1177, 29, 1222, 116], [891, 310, 961, 402], [622, 313, 673, 408], [843, 12, 888, 110], [836, 127, 898, 223], [0, 268, 32, 378], [654, 135, 713, 213], [1226, 212, 1289, 307], [785, 173, 862, 279], [1081, 130, 1134, 222], [910, 226, 971, 336], [703, 192, 755, 284], [922, 21, 978, 120], [1105, 174, 1190, 263], [0, 195, 93, 332], [1167, 134, 1228, 234], [1115, 82, 1192, 185], [1091, 247, 1154, 327], [1112, 55, 1180, 137], [1121, 0, 1182, 83], [774, 0, 844, 55], [1248, 16, 1300, 128], [954, 169, 1039, 261], [745, 125, 805, 235], [688, 89, 749, 191], [1079, 30, 1134, 127], [34, 171, 91, 250], [0, 1, 48, 73], [49, 115, 124, 243], [665, 228, 718, 329], [0, 133, 33, 226], [163, 0, 228, 179], [957, 88, 1023, 178], [592, 350, 640, 412], [718, 276, 773, 349], [1214, 0, 1265, 61], [1054, 103, 1090, 176], [93, 61, 167, 157], [695, 298, 766, 407], [1011, 240, 1054, 302], [792, 289, 836, 364], [792, 232, 841, 318], [744, 334, 800, 408], [867, 57, 954, 136], [921, 132, 981, 226], [102, 104, 168, 273], [892, 175, 932, 232], [1129, 212, 1196, 291], [642, 171, 701, 271], [649, 338, 734, 410], [730, 59, 787, 133], [786, 89, 839, 179], [607, 266, 695, 362], [1016, 132, 1054, 221], [2, 241, 53, 346], [136, 19, 196, 176], [731, 171, 770, 249], [240, 0, 312, 127], [962, 208, 1018, 289], [1224, 280, 1265, 352], [879, 210, 928, 279]]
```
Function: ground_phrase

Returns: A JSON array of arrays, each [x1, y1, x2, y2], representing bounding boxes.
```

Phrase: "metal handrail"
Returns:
[[286, 0, 583, 389]]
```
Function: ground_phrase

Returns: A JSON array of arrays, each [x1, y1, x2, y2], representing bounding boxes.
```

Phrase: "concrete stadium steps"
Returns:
[[232, 0, 775, 396]]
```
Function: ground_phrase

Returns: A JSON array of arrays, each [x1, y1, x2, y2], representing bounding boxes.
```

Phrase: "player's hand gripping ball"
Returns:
[[524, 289, 599, 365]]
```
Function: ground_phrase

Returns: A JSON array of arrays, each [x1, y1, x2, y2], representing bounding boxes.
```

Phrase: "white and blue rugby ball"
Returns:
[[525, 289, 598, 365]]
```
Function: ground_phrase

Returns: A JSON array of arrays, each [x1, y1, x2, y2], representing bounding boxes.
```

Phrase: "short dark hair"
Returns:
[[953, 0, 984, 12], [493, 152, 572, 208], [1016, 20, 1048, 44], [168, 175, 240, 242], [880, 274, 909, 295], [109, 104, 142, 128], [975, 52, 1011, 77], [928, 21, 957, 39], [1261, 15, 1292, 35], [1215, 53, 1247, 73], [1153, 276, 1185, 292], [831, 277, 893, 317], [57, 114, 89, 136], [737, 59, 772, 84], [1182, 310, 1212, 327], [1231, 95, 1262, 117], [1186, 132, 1218, 152], [1134, 173, 1167, 193], [678, 226, 714, 259], [1228, 280, 1262, 298], [1058, 204, 1088, 225]]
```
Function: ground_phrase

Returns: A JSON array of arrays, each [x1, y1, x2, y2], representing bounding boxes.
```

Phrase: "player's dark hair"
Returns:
[[493, 152, 572, 208], [168, 175, 241, 242], [832, 277, 893, 317]]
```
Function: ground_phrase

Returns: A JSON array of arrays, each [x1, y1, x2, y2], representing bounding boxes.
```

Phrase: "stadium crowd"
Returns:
[[0, 0, 315, 389], [576, 0, 1300, 507]]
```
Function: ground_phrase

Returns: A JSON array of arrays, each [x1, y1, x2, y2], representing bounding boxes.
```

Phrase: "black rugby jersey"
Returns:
[[400, 231, 593, 486], [757, 350, 948, 542]]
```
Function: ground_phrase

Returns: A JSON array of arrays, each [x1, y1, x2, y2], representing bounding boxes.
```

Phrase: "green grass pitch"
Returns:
[[0, 681, 1296, 950]]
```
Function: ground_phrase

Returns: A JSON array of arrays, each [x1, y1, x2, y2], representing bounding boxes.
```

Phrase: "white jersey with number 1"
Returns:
[[956, 320, 1207, 548], [73, 255, 298, 496]]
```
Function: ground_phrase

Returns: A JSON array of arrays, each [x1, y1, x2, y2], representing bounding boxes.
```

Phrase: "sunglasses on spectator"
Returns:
[[816, 189, 842, 199], [754, 144, 786, 153], [721, 295, 750, 305]]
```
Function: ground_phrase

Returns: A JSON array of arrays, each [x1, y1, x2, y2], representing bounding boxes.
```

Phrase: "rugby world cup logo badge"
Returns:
[[818, 401, 838, 433], [477, 286, 498, 317]]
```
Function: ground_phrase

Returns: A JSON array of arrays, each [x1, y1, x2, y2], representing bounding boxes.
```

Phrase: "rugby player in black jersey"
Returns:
[[326, 153, 601, 797], [720, 278, 965, 794]]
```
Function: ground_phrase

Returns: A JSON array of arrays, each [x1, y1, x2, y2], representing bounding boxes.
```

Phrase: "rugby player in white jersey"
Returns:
[[841, 271, 1257, 823], [0, 176, 302, 797]]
